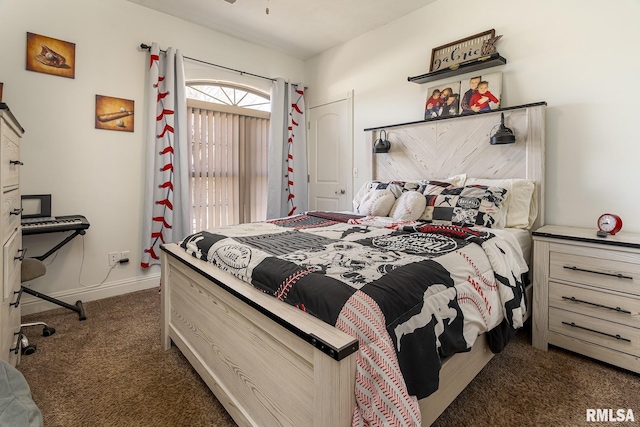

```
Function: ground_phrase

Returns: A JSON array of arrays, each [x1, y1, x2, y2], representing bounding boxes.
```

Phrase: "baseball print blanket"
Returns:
[[180, 211, 528, 427]]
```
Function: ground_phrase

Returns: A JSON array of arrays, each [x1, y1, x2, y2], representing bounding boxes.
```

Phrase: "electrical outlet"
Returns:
[[108, 252, 119, 266], [121, 251, 130, 261]]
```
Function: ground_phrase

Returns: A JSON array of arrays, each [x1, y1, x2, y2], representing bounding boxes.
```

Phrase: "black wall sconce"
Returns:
[[489, 113, 516, 145], [373, 130, 391, 153]]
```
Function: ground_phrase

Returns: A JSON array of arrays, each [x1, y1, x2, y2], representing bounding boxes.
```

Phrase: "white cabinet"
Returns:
[[0, 103, 24, 366], [532, 225, 640, 373]]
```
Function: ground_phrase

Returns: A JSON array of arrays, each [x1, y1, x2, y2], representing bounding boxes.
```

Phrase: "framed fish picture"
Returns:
[[95, 95, 134, 132], [26, 32, 76, 79]]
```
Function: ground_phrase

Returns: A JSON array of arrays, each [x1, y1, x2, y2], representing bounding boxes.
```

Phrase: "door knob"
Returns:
[[335, 189, 345, 195]]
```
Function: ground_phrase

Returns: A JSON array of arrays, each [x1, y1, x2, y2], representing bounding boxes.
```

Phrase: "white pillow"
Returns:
[[353, 181, 378, 211], [442, 173, 467, 187], [357, 189, 396, 217], [465, 178, 536, 229], [389, 191, 427, 221]]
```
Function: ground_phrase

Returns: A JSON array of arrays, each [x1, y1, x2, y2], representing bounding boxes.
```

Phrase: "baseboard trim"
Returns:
[[20, 274, 161, 316]]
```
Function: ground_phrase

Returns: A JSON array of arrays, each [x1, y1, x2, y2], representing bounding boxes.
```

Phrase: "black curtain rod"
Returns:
[[139, 43, 275, 82]]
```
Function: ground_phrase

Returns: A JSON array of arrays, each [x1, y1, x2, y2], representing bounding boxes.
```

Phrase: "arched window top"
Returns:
[[186, 81, 270, 112]]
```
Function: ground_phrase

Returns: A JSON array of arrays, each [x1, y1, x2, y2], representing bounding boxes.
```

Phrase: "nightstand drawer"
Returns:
[[549, 282, 640, 329], [2, 230, 22, 301], [1, 300, 21, 368], [1, 188, 21, 245], [549, 245, 640, 296], [549, 307, 639, 357], [4, 329, 20, 367], [1, 138, 20, 191], [7, 299, 20, 335]]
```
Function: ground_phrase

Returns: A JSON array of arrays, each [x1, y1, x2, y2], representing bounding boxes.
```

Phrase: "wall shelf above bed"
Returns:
[[407, 53, 507, 84], [364, 101, 547, 132]]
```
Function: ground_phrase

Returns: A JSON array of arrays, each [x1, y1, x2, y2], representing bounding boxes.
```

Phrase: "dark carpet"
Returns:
[[18, 288, 639, 427]]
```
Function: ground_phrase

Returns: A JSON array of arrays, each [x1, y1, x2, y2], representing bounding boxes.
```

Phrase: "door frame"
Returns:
[[307, 90, 354, 211]]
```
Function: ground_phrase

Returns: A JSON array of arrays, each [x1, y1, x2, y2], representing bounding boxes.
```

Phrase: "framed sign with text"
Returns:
[[430, 29, 496, 72]]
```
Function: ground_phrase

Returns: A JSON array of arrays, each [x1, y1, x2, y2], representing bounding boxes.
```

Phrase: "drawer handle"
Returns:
[[10, 331, 22, 354], [14, 248, 26, 261], [10, 208, 23, 216], [563, 265, 633, 280], [561, 296, 632, 314], [10, 288, 23, 308], [562, 321, 631, 343], [9, 160, 24, 166]]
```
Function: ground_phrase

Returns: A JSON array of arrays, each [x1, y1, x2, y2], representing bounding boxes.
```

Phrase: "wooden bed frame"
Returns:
[[161, 102, 546, 427]]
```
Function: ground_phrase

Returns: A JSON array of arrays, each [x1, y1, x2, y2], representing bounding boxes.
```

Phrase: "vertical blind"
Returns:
[[187, 102, 269, 231]]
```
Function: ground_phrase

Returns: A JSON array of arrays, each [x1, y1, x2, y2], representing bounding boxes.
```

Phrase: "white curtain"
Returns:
[[266, 78, 307, 219], [141, 43, 189, 268]]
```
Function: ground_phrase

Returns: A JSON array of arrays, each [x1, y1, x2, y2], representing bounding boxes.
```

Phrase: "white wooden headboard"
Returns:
[[365, 102, 546, 230]]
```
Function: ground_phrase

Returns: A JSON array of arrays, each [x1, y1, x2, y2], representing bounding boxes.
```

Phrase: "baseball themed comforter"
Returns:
[[180, 211, 528, 427]]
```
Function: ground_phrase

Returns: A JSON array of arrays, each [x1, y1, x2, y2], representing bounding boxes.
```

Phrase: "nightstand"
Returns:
[[531, 225, 640, 373]]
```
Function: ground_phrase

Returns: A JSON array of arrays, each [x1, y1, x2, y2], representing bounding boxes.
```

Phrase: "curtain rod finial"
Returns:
[[140, 43, 151, 50]]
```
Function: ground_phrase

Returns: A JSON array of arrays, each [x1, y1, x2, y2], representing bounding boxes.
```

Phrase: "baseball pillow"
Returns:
[[389, 191, 427, 221], [357, 189, 396, 217]]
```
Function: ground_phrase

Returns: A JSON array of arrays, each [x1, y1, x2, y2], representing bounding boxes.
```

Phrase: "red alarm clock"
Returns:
[[597, 213, 622, 236]]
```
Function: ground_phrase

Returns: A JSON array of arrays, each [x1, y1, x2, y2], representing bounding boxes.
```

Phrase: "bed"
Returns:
[[160, 102, 546, 427]]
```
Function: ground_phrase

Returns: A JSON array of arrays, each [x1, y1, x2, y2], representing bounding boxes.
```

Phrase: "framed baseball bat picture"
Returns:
[[95, 95, 134, 132]]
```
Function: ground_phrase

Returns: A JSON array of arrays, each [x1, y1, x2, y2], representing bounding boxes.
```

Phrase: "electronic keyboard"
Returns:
[[22, 214, 90, 235]]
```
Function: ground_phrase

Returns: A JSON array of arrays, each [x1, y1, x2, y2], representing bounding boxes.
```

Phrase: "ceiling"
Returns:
[[127, 0, 436, 60]]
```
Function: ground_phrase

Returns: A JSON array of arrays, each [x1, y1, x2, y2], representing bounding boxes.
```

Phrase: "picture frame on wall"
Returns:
[[95, 95, 134, 132], [424, 81, 461, 119], [460, 72, 502, 115], [0, 83, 3, 102], [26, 32, 76, 79]]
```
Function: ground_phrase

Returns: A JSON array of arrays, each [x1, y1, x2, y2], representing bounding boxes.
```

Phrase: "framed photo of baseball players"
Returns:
[[26, 32, 76, 79], [95, 95, 135, 132]]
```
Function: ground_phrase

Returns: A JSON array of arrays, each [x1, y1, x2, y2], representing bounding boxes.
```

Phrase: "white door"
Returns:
[[307, 94, 353, 212]]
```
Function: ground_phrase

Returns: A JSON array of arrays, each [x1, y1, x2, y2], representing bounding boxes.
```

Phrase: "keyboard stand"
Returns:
[[23, 221, 89, 321], [21, 286, 86, 321], [33, 229, 86, 262]]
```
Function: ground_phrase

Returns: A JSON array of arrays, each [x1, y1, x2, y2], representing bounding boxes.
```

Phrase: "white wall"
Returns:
[[0, 0, 304, 314], [305, 0, 640, 232], [3, 0, 640, 315]]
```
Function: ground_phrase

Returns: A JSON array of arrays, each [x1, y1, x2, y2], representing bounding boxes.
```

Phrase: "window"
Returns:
[[186, 82, 270, 112], [187, 81, 270, 232]]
